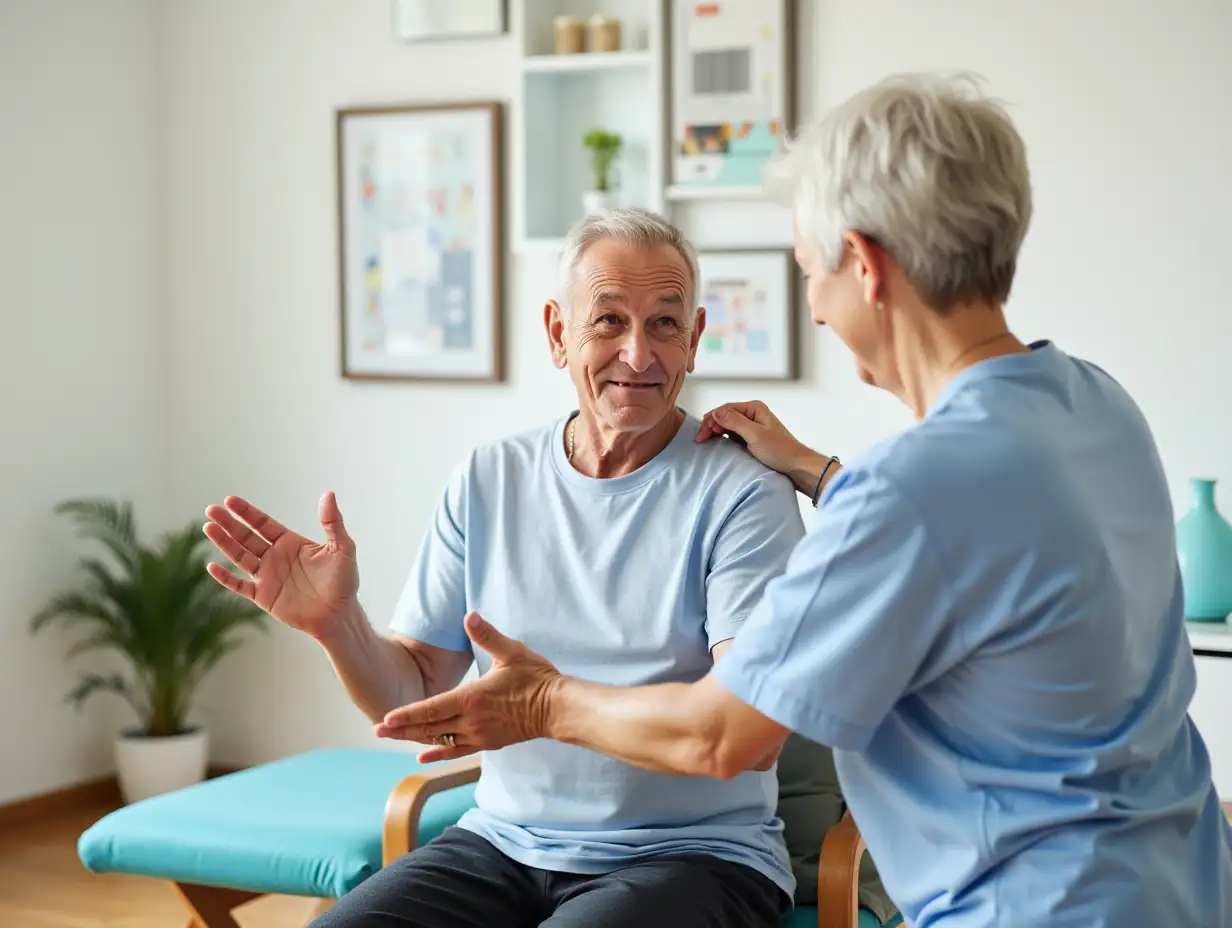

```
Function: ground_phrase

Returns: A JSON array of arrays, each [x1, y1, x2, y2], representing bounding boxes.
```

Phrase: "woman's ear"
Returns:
[[843, 230, 883, 307]]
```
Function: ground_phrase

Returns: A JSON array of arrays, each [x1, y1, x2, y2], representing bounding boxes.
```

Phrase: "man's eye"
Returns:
[[597, 314, 622, 326], [657, 318, 679, 328]]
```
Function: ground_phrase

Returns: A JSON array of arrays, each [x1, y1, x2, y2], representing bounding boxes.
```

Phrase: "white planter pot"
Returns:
[[582, 189, 616, 215], [114, 728, 209, 804]]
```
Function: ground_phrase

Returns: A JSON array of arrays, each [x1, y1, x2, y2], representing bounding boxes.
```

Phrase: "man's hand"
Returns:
[[376, 613, 562, 763], [695, 401, 834, 497], [203, 491, 361, 640]]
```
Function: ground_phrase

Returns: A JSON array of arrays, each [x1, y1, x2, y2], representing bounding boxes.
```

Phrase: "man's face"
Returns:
[[545, 239, 703, 434]]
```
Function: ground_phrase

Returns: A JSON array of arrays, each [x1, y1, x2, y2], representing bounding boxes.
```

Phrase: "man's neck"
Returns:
[[571, 408, 685, 478]]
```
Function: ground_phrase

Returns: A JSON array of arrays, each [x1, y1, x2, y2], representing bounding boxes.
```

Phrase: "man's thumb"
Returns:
[[464, 612, 518, 660], [319, 490, 355, 551]]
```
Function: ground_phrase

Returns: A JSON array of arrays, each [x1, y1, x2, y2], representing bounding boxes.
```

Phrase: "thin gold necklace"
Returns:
[[567, 416, 576, 461]]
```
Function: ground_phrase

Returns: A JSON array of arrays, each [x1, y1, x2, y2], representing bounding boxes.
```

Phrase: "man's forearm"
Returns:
[[547, 678, 732, 778], [315, 603, 426, 722]]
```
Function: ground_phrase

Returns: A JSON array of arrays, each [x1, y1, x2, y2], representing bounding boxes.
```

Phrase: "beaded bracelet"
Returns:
[[810, 456, 841, 507]]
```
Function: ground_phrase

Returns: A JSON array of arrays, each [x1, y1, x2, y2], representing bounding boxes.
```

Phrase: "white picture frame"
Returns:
[[391, 0, 507, 42], [692, 249, 796, 380], [336, 101, 504, 382], [668, 0, 794, 193]]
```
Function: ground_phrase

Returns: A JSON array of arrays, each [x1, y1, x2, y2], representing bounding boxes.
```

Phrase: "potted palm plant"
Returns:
[[581, 127, 622, 215], [31, 498, 265, 803]]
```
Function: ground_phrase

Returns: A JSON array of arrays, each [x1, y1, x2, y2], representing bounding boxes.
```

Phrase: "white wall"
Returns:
[[0, 0, 164, 804], [157, 0, 1232, 783]]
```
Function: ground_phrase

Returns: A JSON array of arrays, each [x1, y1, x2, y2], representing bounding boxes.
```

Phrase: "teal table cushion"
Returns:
[[783, 907, 901, 927], [78, 747, 477, 899]]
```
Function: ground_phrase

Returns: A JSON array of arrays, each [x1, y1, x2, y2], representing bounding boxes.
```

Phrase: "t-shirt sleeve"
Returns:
[[711, 466, 956, 751], [388, 456, 472, 652], [705, 472, 807, 648]]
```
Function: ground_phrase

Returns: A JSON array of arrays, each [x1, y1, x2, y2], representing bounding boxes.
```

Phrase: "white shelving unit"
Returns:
[[514, 0, 666, 252]]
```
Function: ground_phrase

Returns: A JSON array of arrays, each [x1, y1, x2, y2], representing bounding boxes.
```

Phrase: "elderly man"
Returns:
[[203, 208, 815, 927]]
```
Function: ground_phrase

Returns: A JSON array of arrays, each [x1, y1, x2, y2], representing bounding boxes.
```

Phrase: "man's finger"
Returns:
[[416, 745, 479, 764], [203, 522, 261, 575], [206, 561, 257, 601], [383, 693, 461, 728], [225, 496, 289, 543], [463, 613, 521, 661], [205, 504, 270, 558]]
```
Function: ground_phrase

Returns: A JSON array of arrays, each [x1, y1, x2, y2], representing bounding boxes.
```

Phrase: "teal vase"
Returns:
[[1176, 477, 1232, 622]]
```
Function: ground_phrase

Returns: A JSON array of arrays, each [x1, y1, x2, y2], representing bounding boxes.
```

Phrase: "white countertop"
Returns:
[[1187, 621, 1232, 654]]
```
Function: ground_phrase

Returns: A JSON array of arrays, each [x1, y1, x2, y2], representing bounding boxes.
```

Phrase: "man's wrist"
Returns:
[[312, 600, 370, 650], [542, 674, 580, 744]]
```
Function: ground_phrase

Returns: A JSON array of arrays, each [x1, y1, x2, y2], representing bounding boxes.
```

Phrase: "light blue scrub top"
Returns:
[[715, 341, 1232, 927]]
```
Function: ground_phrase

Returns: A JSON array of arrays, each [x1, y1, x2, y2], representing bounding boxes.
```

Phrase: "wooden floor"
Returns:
[[0, 801, 321, 928]]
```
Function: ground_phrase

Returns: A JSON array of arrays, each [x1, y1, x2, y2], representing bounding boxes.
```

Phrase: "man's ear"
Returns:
[[544, 300, 568, 369], [686, 307, 707, 374], [842, 230, 883, 308]]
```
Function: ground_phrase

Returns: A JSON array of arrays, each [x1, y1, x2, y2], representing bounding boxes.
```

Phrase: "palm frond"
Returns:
[[55, 499, 140, 570], [32, 500, 268, 735]]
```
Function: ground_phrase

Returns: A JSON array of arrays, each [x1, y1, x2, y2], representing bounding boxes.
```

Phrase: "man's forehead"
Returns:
[[576, 241, 690, 283]]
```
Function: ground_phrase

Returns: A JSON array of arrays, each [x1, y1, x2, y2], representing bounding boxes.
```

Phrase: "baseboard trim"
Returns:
[[0, 764, 243, 831]]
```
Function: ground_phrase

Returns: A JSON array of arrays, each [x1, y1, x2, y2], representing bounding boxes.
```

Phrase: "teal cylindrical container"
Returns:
[[1176, 477, 1232, 622]]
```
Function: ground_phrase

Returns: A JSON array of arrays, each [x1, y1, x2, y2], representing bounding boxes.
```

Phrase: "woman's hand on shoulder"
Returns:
[[696, 401, 832, 497]]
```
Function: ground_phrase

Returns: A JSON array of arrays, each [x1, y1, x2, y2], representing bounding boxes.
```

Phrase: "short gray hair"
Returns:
[[557, 207, 700, 317], [766, 73, 1033, 310]]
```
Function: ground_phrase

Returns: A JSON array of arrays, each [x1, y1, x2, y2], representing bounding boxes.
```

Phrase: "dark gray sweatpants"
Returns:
[[309, 825, 785, 928]]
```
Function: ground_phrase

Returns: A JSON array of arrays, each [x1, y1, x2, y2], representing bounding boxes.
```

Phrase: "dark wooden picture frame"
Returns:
[[336, 100, 504, 382], [690, 247, 799, 382]]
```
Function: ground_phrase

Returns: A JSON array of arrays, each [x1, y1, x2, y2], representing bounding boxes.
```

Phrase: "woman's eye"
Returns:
[[657, 318, 679, 328]]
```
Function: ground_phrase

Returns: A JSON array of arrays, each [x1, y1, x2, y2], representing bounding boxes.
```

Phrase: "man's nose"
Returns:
[[619, 327, 653, 373]]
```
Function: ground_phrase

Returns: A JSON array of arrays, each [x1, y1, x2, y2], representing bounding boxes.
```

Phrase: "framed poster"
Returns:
[[669, 0, 794, 191], [336, 101, 503, 382], [391, 0, 507, 41], [693, 249, 796, 380]]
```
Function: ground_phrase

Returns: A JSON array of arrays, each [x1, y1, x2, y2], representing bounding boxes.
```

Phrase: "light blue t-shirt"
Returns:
[[391, 411, 804, 900], [715, 341, 1232, 927]]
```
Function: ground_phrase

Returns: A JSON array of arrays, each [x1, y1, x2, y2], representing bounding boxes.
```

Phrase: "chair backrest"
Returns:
[[775, 734, 894, 922]]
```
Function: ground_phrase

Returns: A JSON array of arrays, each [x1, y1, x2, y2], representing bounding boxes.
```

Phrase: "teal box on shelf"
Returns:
[[1177, 477, 1232, 621]]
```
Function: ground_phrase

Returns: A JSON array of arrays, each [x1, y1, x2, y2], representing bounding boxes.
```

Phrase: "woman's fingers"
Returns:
[[206, 560, 257, 601], [203, 522, 262, 575], [416, 744, 480, 764]]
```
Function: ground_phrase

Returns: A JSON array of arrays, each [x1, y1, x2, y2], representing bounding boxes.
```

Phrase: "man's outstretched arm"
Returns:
[[377, 613, 789, 777]]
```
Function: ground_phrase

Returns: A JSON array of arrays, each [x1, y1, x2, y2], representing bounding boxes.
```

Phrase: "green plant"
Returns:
[[582, 128, 622, 191], [30, 498, 266, 737]]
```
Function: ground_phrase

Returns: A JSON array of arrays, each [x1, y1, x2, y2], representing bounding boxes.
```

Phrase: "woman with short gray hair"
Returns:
[[382, 74, 1232, 926]]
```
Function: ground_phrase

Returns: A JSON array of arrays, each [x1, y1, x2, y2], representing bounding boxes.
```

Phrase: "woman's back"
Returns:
[[827, 340, 1232, 926], [720, 340, 1232, 926]]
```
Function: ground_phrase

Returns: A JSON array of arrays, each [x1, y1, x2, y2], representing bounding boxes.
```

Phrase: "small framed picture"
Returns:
[[336, 101, 504, 382], [391, 0, 507, 42], [692, 249, 797, 380]]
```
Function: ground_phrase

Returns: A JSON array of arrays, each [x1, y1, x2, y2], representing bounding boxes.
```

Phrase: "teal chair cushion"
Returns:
[[77, 747, 477, 899]]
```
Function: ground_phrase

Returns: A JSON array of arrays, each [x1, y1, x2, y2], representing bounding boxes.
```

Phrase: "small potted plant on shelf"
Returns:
[[30, 498, 265, 804], [581, 128, 622, 215]]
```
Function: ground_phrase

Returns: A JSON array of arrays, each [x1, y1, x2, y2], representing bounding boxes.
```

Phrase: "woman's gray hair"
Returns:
[[557, 207, 700, 317], [766, 73, 1033, 310]]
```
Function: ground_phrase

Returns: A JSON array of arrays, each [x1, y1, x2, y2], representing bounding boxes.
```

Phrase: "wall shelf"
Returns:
[[665, 184, 765, 201], [521, 50, 652, 74], [514, 0, 666, 253]]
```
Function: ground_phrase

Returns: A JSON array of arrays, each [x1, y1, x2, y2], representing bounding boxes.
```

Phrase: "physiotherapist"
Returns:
[[378, 74, 1232, 927]]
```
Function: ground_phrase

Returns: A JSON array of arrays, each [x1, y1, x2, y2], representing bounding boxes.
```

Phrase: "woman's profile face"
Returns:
[[795, 231, 893, 390]]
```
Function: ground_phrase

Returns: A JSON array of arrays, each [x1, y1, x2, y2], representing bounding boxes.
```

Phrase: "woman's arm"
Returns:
[[695, 401, 841, 501]]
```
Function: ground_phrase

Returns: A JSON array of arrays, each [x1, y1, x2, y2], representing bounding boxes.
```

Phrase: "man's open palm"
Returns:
[[203, 491, 359, 639]]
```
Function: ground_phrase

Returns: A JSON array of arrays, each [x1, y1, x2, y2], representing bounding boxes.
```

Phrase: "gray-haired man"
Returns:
[[208, 208, 812, 927]]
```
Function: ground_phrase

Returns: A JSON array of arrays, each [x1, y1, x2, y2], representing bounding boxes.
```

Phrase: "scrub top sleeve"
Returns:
[[712, 466, 957, 752]]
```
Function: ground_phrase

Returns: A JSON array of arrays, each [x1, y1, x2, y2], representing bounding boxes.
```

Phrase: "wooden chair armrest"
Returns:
[[382, 755, 482, 864], [816, 811, 867, 928]]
